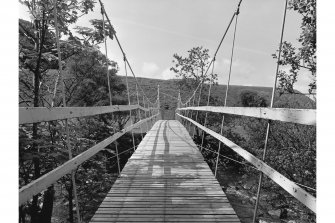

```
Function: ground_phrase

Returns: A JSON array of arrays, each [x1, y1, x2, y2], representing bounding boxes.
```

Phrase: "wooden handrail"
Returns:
[[177, 113, 316, 212], [19, 105, 158, 124], [19, 114, 158, 205], [177, 106, 316, 126]]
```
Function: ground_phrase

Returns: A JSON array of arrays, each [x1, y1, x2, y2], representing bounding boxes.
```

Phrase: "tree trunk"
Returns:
[[39, 186, 55, 223], [68, 183, 74, 223], [105, 153, 109, 171], [30, 68, 41, 223], [31, 12, 51, 223], [30, 157, 40, 223], [19, 206, 26, 223], [30, 15, 42, 223]]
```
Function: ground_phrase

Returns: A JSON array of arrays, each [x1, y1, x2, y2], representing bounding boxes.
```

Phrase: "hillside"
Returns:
[[118, 76, 315, 110], [19, 69, 315, 110]]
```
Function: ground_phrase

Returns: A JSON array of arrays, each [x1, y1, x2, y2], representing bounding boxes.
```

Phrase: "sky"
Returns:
[[19, 0, 313, 93]]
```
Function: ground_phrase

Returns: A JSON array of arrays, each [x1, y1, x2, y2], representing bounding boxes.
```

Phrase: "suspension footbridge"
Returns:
[[18, 0, 316, 222]]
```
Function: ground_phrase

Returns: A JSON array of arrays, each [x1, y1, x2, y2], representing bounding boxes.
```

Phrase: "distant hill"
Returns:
[[118, 76, 315, 110], [19, 68, 315, 110]]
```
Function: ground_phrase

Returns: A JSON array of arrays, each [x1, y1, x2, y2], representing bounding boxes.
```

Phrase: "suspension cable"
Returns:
[[106, 145, 138, 160], [160, 91, 179, 100], [98, 0, 156, 106], [101, 11, 113, 105], [53, 0, 81, 222], [101, 6, 120, 175], [200, 58, 216, 149], [181, 0, 243, 106], [252, 0, 288, 222], [215, 5, 240, 177], [123, 57, 136, 151], [199, 145, 257, 170], [224, 13, 239, 107], [199, 145, 316, 192]]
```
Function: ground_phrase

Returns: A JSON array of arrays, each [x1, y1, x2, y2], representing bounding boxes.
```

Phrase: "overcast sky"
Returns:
[[19, 0, 313, 93]]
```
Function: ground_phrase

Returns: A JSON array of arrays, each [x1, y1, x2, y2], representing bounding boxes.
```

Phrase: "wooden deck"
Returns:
[[90, 120, 240, 222]]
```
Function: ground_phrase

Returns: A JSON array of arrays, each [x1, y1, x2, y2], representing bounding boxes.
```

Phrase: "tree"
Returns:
[[273, 0, 316, 94], [19, 40, 133, 222], [239, 90, 268, 107], [170, 46, 218, 90], [234, 91, 316, 218], [170, 47, 218, 133], [18, 1, 118, 222], [19, 1, 97, 218], [63, 48, 125, 106]]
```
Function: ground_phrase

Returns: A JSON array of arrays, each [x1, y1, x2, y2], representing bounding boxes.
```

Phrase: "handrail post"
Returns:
[[188, 94, 196, 134], [201, 59, 215, 152], [186, 101, 190, 132], [252, 1, 288, 222], [177, 90, 181, 122], [187, 101, 192, 132], [149, 104, 153, 128], [157, 84, 160, 120], [143, 96, 149, 132], [193, 82, 203, 138], [215, 115, 225, 177], [135, 84, 143, 140]]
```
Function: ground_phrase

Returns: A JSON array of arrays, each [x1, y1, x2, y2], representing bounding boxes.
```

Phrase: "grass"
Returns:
[[118, 76, 315, 109]]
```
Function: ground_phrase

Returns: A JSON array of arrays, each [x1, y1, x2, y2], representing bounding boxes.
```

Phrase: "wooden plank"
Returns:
[[19, 105, 156, 124], [89, 120, 240, 222], [19, 114, 158, 205], [111, 184, 222, 187], [91, 214, 240, 218], [98, 202, 231, 206], [177, 106, 316, 126], [177, 113, 316, 212], [91, 216, 240, 222], [91, 214, 240, 221], [101, 196, 229, 202], [91, 219, 240, 222], [95, 209, 237, 215]]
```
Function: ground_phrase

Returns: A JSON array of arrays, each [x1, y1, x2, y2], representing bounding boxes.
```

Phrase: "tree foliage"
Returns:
[[74, 19, 115, 46], [18, 1, 130, 223], [62, 48, 125, 106], [19, 0, 115, 107], [239, 90, 268, 107], [170, 46, 218, 90], [273, 0, 316, 94], [19, 46, 131, 222], [197, 88, 316, 220], [19, 1, 98, 222], [19, 0, 97, 83], [20, 0, 95, 35]]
